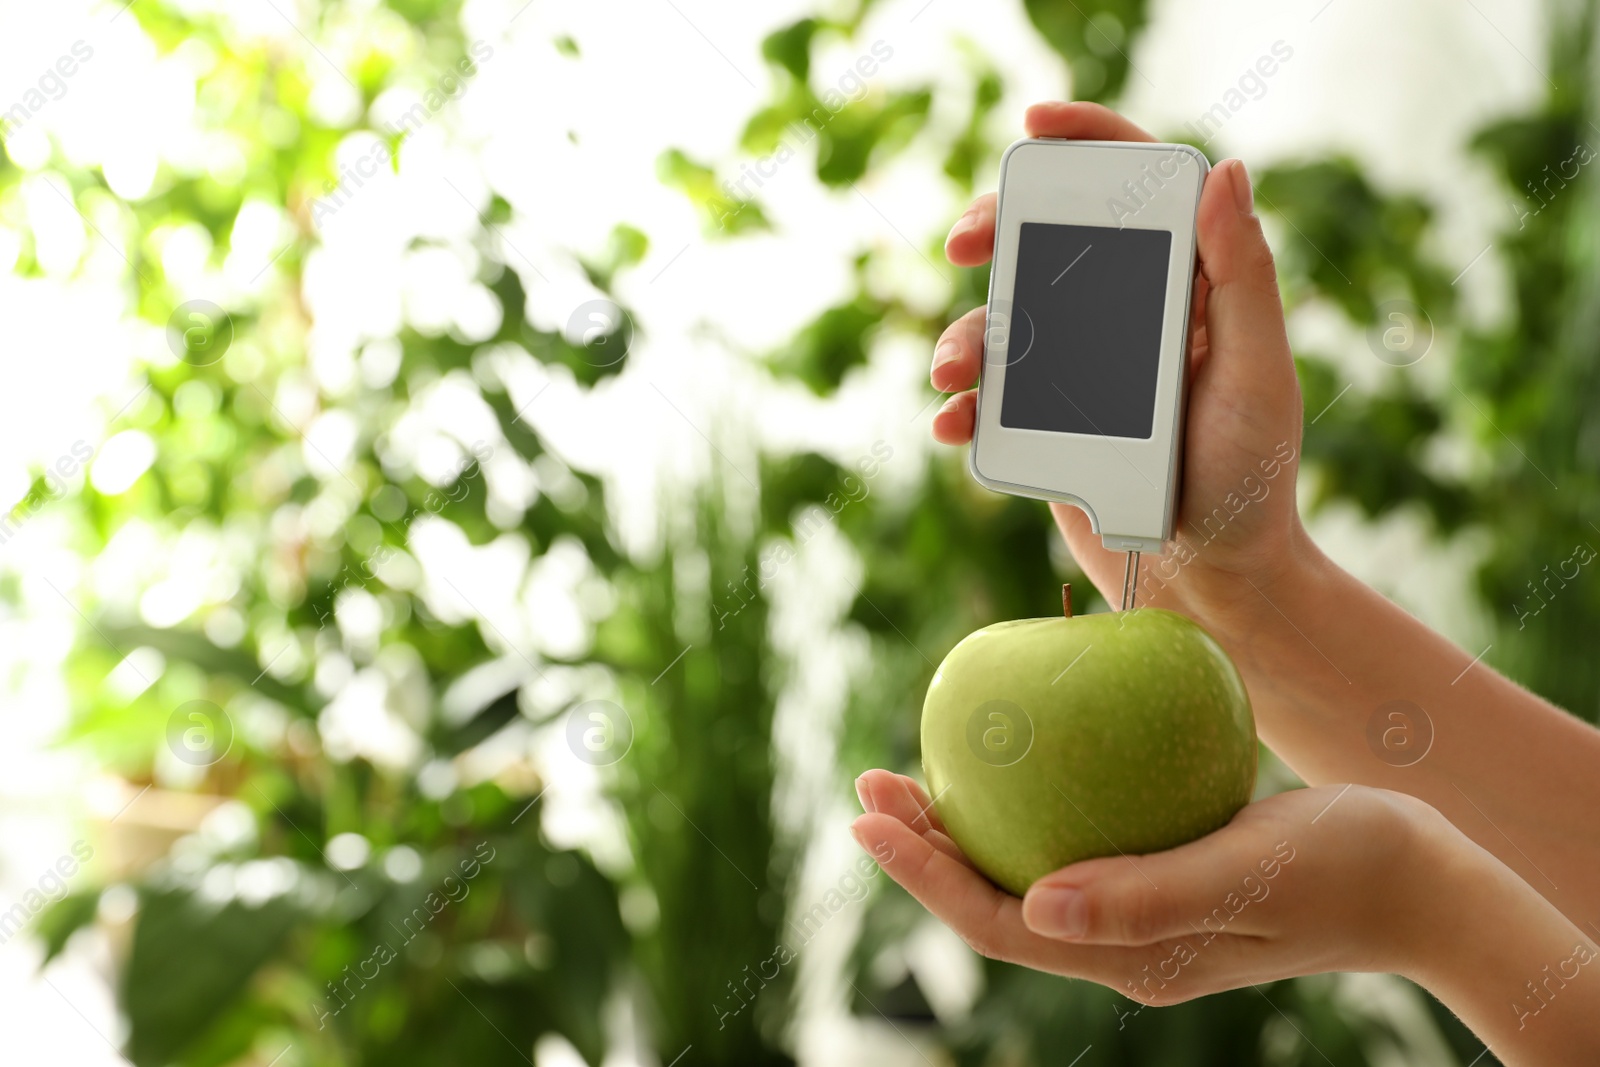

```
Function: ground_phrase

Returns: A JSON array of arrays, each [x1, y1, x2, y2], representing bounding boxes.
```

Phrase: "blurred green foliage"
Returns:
[[1277, 3, 1600, 718], [10, 0, 1597, 1065]]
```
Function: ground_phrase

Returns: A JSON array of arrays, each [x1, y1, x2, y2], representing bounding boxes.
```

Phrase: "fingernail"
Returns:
[[1230, 159, 1254, 214], [849, 823, 867, 849], [932, 340, 961, 375], [947, 211, 976, 242], [855, 775, 876, 813], [1025, 886, 1088, 939]]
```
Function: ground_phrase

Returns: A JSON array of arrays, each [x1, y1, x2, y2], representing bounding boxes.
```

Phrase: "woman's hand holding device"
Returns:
[[936, 101, 1304, 631], [865, 101, 1600, 1064]]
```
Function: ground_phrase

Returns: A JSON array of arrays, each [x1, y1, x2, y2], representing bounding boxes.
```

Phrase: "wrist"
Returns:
[[1381, 793, 1493, 982], [1161, 518, 1334, 659], [1395, 801, 1600, 1060]]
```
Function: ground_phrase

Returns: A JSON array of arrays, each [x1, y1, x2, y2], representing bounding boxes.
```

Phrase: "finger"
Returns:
[[1187, 271, 1211, 373], [854, 812, 1019, 952], [1022, 101, 1158, 144], [931, 391, 976, 445], [945, 192, 996, 268], [862, 771, 949, 835], [932, 306, 986, 393], [853, 812, 1138, 974], [1021, 820, 1263, 946], [1191, 159, 1297, 415], [921, 828, 978, 869], [856, 771, 972, 866]]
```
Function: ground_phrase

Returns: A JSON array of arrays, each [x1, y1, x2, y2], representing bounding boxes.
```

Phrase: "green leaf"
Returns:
[[508, 844, 627, 1062], [99, 623, 309, 714], [33, 889, 101, 965], [124, 879, 316, 1066], [434, 687, 523, 756], [580, 223, 651, 292], [815, 89, 931, 186], [656, 148, 771, 237], [1022, 0, 1152, 102], [771, 293, 887, 394], [760, 18, 822, 80], [1256, 159, 1452, 321]]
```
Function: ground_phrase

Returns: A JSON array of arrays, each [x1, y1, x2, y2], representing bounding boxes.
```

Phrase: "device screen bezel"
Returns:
[[970, 138, 1207, 546]]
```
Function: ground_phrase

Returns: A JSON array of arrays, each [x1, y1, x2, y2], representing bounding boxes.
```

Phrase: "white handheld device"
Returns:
[[971, 138, 1209, 590]]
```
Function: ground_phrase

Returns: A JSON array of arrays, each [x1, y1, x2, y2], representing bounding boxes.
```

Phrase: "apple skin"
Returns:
[[921, 608, 1257, 897]]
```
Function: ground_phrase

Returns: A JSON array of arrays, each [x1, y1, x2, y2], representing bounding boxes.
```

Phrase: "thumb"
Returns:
[[1020, 823, 1289, 946], [1193, 159, 1295, 396], [1051, 159, 1294, 601]]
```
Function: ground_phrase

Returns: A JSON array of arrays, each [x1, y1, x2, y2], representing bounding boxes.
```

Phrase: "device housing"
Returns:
[[970, 138, 1209, 553]]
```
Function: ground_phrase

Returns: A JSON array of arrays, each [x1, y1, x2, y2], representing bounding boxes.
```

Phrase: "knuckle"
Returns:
[[900, 841, 940, 884], [957, 897, 1012, 962], [946, 310, 983, 347], [1237, 220, 1282, 281], [957, 927, 997, 960]]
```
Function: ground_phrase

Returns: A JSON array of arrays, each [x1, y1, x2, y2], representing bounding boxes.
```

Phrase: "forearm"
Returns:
[[1403, 820, 1600, 1066], [1205, 530, 1600, 923]]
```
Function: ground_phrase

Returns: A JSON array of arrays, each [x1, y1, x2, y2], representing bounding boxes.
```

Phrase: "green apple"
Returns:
[[921, 601, 1256, 897]]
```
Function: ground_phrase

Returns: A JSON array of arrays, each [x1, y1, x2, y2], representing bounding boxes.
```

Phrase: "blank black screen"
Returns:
[[998, 222, 1171, 439]]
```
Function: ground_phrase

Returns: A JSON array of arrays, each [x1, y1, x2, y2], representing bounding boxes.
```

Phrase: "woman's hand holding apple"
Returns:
[[854, 771, 1600, 1065]]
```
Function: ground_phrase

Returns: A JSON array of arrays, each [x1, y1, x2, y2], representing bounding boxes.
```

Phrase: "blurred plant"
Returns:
[[20, 1, 639, 1063], [1279, 1, 1600, 723]]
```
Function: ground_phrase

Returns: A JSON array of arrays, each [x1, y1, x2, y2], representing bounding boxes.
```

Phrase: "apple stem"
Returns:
[[1062, 583, 1072, 619]]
